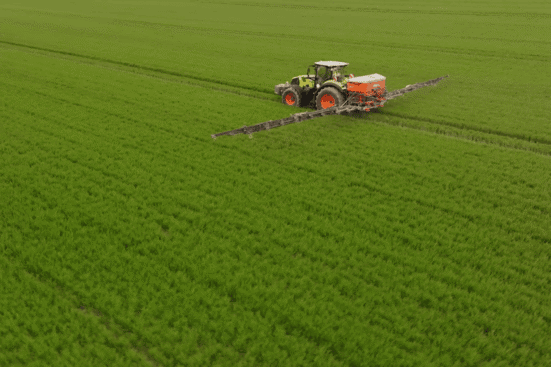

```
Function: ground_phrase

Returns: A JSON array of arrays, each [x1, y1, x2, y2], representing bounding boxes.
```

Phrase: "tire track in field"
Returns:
[[0, 40, 276, 100], [4, 122, 348, 365], [102, 22, 550, 63], [3, 48, 549, 160], [190, 1, 551, 19], [101, 17, 550, 59], [8, 105, 551, 360], [5, 71, 550, 159], [7, 39, 548, 156], [1, 134, 455, 366], [7, 122, 544, 332], [5, 2, 551, 21], [4, 48, 548, 229], [0, 166, 162, 366], [3, 38, 548, 360], [6, 40, 549, 156], [6, 7, 551, 51], [211, 129, 551, 250], [8, 106, 550, 361], [0, 253, 159, 367], [9, 76, 551, 247], [14, 90, 551, 257], [373, 110, 551, 155], [21, 81, 541, 294], [34, 268, 160, 367], [1, 13, 547, 70], [1, 78, 218, 154], [0, 131, 230, 366]]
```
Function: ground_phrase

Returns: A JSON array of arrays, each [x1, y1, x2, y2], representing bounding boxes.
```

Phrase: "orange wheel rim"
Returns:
[[285, 93, 295, 105], [320, 94, 335, 109]]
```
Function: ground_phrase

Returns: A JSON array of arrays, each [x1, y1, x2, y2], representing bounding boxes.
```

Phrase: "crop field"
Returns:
[[1, 0, 551, 366]]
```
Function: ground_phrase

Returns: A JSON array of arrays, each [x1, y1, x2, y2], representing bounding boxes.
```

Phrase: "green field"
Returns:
[[1, 1, 550, 366]]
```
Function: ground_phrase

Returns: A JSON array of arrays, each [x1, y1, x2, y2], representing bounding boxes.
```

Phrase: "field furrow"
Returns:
[[2, 1, 551, 366]]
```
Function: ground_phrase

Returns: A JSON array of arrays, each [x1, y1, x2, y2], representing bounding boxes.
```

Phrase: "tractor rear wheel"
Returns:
[[282, 88, 301, 107], [316, 88, 344, 110]]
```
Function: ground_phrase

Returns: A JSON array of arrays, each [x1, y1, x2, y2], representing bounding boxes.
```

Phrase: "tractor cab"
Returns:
[[309, 61, 352, 87]]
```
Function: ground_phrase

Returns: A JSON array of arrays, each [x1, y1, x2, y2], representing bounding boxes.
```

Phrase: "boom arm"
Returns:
[[211, 75, 448, 139]]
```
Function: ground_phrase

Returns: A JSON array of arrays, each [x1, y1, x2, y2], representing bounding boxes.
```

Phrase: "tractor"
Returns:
[[211, 66, 448, 138], [274, 61, 387, 111]]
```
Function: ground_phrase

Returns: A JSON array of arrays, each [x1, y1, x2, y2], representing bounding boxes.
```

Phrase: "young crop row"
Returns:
[[2, 45, 551, 367], [0, 52, 345, 365], [1, 1, 549, 144], [3, 113, 550, 366], [0, 255, 155, 367], [0, 156, 349, 365]]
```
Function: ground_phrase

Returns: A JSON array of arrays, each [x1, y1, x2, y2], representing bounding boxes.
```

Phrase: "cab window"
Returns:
[[318, 66, 331, 80]]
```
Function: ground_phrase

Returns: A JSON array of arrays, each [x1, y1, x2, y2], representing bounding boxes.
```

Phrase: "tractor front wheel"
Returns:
[[316, 88, 344, 110], [282, 88, 301, 107]]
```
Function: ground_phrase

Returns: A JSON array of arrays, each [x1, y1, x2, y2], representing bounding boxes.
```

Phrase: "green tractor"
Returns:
[[275, 61, 373, 110]]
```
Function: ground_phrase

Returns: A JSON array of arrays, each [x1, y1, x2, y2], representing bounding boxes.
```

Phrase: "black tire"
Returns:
[[315, 87, 344, 110], [281, 87, 301, 107]]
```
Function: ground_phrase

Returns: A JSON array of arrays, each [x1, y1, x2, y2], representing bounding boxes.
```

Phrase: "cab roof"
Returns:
[[314, 61, 349, 68]]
